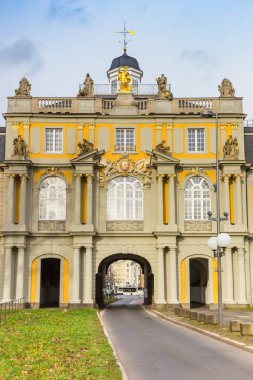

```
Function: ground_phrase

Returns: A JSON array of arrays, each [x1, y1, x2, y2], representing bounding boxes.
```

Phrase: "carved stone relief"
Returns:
[[184, 221, 212, 232], [106, 221, 144, 231], [99, 153, 152, 188], [38, 221, 66, 232]]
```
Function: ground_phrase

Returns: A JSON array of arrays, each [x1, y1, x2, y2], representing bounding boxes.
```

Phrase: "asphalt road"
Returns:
[[101, 296, 253, 380]]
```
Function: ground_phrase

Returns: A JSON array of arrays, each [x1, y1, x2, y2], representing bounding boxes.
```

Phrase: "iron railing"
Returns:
[[0, 298, 25, 325], [244, 120, 253, 128], [78, 83, 171, 96]]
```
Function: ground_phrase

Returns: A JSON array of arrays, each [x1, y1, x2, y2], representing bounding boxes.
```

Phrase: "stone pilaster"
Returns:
[[86, 174, 94, 225], [2, 247, 13, 302], [235, 174, 243, 225], [74, 174, 82, 224], [156, 174, 164, 226], [168, 246, 179, 304], [19, 174, 28, 225], [168, 174, 176, 225], [70, 247, 81, 304], [224, 247, 234, 304], [222, 174, 230, 222], [7, 174, 15, 224], [156, 245, 166, 304], [237, 248, 247, 304], [83, 245, 93, 304], [16, 246, 25, 300]]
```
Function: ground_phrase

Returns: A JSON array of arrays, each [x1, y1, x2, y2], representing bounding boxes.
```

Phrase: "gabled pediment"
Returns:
[[146, 149, 180, 164], [71, 149, 105, 165]]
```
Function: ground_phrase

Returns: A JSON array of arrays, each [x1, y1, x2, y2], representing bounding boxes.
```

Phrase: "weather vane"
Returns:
[[114, 21, 135, 53]]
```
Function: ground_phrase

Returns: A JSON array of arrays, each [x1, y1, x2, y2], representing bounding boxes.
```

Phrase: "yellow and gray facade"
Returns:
[[0, 52, 252, 309]]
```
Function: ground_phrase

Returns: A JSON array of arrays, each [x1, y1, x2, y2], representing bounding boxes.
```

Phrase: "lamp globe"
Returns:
[[207, 237, 217, 251], [217, 233, 231, 248]]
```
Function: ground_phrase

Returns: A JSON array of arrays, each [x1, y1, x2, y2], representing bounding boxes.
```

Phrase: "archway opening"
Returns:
[[190, 258, 208, 308], [96, 253, 153, 307], [40, 258, 60, 308]]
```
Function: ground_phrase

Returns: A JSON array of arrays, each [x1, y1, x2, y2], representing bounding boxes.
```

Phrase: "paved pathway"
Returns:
[[101, 297, 253, 380]]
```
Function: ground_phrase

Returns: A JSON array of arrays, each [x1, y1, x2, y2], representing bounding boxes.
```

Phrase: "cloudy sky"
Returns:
[[0, 0, 253, 125]]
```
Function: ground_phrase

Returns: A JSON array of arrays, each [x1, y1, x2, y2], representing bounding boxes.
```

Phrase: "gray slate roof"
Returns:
[[0, 127, 5, 162], [109, 52, 142, 72], [244, 127, 253, 164]]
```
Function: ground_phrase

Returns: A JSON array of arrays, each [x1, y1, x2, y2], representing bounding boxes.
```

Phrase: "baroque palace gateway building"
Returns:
[[0, 49, 252, 309]]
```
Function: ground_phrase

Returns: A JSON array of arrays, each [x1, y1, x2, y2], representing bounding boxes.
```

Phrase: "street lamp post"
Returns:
[[201, 111, 231, 327]]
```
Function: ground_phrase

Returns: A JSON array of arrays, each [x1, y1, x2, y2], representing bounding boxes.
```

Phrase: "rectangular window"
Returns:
[[115, 128, 135, 152], [111, 79, 117, 95], [187, 128, 205, 152], [45, 128, 63, 153]]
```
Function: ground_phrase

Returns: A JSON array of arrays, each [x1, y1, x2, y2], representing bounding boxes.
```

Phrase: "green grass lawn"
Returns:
[[0, 309, 122, 380]]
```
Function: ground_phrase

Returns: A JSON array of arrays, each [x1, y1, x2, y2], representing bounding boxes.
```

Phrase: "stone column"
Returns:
[[83, 245, 93, 304], [224, 248, 234, 303], [2, 247, 13, 301], [7, 174, 15, 224], [71, 247, 80, 303], [168, 246, 178, 304], [19, 175, 28, 225], [235, 175, 243, 225], [157, 246, 166, 304], [237, 248, 247, 304], [86, 174, 94, 225], [168, 175, 176, 225], [74, 175, 81, 224], [16, 247, 25, 300], [223, 174, 230, 221], [157, 174, 164, 226]]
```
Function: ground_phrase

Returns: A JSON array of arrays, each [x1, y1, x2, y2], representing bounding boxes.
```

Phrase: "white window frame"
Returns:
[[184, 176, 211, 220], [39, 177, 66, 220], [107, 176, 143, 220], [115, 128, 136, 152], [45, 128, 63, 153], [187, 128, 205, 153]]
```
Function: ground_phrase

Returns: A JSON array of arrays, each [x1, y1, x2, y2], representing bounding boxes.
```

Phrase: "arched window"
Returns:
[[184, 176, 211, 220], [107, 177, 143, 220], [39, 177, 66, 220]]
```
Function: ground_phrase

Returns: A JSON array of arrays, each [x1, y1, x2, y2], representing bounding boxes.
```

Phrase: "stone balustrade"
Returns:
[[6, 94, 243, 115]]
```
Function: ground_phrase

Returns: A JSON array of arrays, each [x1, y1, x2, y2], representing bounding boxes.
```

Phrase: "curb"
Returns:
[[97, 309, 130, 380], [147, 309, 253, 355]]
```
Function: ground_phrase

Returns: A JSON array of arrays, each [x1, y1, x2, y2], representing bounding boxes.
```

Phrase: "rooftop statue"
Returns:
[[78, 138, 94, 155], [155, 140, 172, 156], [13, 135, 27, 157], [218, 78, 235, 97], [15, 77, 31, 97], [78, 73, 94, 97], [118, 66, 132, 93], [223, 135, 239, 159], [156, 74, 173, 100]]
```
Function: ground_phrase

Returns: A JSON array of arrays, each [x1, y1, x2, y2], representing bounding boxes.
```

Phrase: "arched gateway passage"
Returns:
[[96, 254, 153, 306]]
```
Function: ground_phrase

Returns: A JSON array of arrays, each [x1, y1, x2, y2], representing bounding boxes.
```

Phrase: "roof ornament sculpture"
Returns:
[[155, 140, 172, 156], [77, 138, 94, 156], [156, 74, 173, 100], [15, 77, 31, 97], [223, 135, 239, 160], [118, 66, 132, 93], [78, 73, 94, 97], [218, 78, 235, 97], [12, 135, 27, 158]]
